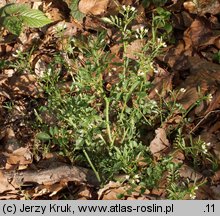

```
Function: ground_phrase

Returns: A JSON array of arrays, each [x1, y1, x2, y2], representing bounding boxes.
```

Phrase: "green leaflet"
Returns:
[[0, 3, 29, 16], [19, 9, 52, 28], [0, 3, 51, 35], [68, 0, 85, 21], [1, 15, 23, 35], [36, 132, 51, 141]]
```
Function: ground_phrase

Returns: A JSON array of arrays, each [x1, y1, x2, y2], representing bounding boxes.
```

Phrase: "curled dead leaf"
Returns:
[[149, 128, 170, 158], [79, 0, 109, 15], [5, 147, 33, 170], [98, 181, 150, 200], [184, 0, 220, 15], [179, 164, 203, 181], [0, 171, 17, 194]]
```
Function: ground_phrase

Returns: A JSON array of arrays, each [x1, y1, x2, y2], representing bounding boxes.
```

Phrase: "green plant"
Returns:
[[152, 7, 172, 42], [9, 47, 34, 73], [34, 5, 171, 187], [166, 162, 206, 200], [174, 129, 218, 170], [0, 3, 51, 36], [213, 50, 220, 64], [2, 100, 14, 112]]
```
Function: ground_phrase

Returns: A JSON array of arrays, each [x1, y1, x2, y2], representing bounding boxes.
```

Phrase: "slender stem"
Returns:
[[104, 97, 113, 146], [83, 148, 101, 182]]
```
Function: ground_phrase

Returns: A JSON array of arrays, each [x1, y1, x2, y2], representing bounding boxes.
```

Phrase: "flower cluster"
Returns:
[[189, 186, 198, 200], [122, 5, 136, 12], [201, 142, 211, 154], [135, 26, 148, 39], [180, 88, 186, 93], [157, 37, 167, 48], [206, 93, 213, 102]]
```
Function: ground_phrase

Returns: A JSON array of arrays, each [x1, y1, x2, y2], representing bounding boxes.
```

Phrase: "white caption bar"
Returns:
[[0, 201, 219, 216]]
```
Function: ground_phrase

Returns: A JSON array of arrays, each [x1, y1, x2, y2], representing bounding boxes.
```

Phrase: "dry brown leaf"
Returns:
[[0, 171, 17, 194], [184, 17, 213, 51], [98, 181, 125, 200], [184, 0, 220, 15], [0, 0, 6, 7], [205, 90, 220, 115], [211, 170, 220, 184], [149, 128, 170, 158], [171, 149, 185, 164], [1, 74, 40, 98], [125, 39, 146, 60], [177, 87, 199, 110], [179, 164, 203, 181], [5, 147, 33, 170], [210, 185, 220, 199], [77, 185, 93, 200], [0, 193, 19, 200], [98, 181, 150, 200], [149, 73, 173, 99], [79, 0, 109, 15], [164, 41, 186, 69], [1, 128, 21, 153], [32, 181, 67, 198]]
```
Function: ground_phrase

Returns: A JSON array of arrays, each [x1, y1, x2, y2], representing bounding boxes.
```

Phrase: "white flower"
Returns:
[[122, 5, 126, 11], [134, 174, 139, 179], [206, 142, 211, 147], [155, 89, 159, 93], [137, 71, 144, 76], [190, 193, 196, 199], [135, 26, 148, 39], [162, 42, 167, 47], [122, 5, 136, 12], [131, 6, 136, 12], [125, 175, 130, 180], [12, 49, 22, 57], [157, 38, 162, 43], [201, 144, 208, 154], [157, 38, 167, 47], [207, 94, 213, 102], [154, 68, 159, 74], [180, 88, 186, 93], [151, 100, 157, 106]]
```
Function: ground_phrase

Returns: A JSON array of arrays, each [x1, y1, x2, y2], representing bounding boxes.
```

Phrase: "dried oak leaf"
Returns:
[[125, 39, 146, 60], [211, 170, 220, 184], [0, 171, 18, 194], [184, 17, 214, 51], [98, 181, 150, 200], [205, 90, 220, 115], [98, 181, 126, 200], [77, 185, 93, 200], [210, 185, 220, 199], [1, 74, 40, 98], [79, 0, 109, 15], [176, 57, 220, 112], [149, 128, 170, 158], [184, 0, 220, 15], [1, 128, 21, 153], [179, 164, 203, 181], [4, 147, 33, 170], [33, 181, 67, 198]]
